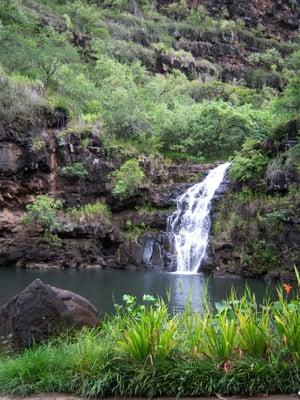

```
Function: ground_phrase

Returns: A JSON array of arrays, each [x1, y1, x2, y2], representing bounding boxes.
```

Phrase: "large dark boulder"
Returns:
[[0, 279, 100, 349]]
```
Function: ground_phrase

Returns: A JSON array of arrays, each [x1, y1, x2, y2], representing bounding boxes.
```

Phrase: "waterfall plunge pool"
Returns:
[[0, 165, 285, 313], [0, 267, 280, 313]]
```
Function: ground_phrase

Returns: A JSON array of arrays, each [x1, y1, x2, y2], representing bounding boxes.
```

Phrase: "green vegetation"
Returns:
[[0, 5, 299, 397], [60, 162, 88, 179], [1, 0, 297, 163], [31, 136, 46, 152], [249, 48, 284, 72], [0, 284, 299, 396], [23, 195, 62, 232], [212, 186, 299, 276], [0, 0, 299, 293], [276, 49, 300, 117], [122, 220, 147, 241], [230, 139, 269, 186], [0, 70, 47, 127], [68, 202, 111, 224], [224, 47, 299, 276], [111, 159, 145, 199]]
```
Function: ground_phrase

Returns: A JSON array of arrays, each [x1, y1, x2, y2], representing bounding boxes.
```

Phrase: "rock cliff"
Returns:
[[0, 122, 213, 270]]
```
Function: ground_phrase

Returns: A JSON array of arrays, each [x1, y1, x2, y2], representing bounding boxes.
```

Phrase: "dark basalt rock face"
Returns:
[[0, 123, 212, 271], [152, 0, 299, 87], [0, 279, 100, 350], [117, 231, 175, 271], [203, 181, 300, 281], [159, 0, 300, 40]]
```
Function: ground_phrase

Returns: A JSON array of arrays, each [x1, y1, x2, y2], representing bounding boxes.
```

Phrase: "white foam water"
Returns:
[[168, 162, 230, 274]]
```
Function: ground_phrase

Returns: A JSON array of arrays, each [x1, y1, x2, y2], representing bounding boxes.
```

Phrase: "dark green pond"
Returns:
[[0, 267, 280, 313]]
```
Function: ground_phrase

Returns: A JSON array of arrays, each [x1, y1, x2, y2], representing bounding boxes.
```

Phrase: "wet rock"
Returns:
[[51, 285, 100, 328], [117, 231, 174, 271], [0, 279, 100, 349]]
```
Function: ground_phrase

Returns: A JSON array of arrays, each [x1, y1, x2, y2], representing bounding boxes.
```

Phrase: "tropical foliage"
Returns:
[[23, 195, 62, 231], [0, 283, 299, 396], [111, 159, 145, 199]]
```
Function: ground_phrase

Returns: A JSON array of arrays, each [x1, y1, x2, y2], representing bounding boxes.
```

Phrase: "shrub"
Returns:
[[163, 0, 190, 20], [60, 162, 88, 179], [23, 195, 62, 232], [52, 64, 101, 117], [122, 221, 147, 241], [287, 143, 300, 172], [31, 137, 46, 152], [101, 39, 155, 67], [111, 159, 145, 199], [101, 0, 154, 13], [94, 57, 151, 139], [230, 139, 269, 185], [152, 42, 193, 59], [0, 72, 47, 127], [0, 22, 80, 86], [275, 49, 300, 117], [244, 69, 282, 90], [249, 49, 284, 71], [242, 240, 280, 275]]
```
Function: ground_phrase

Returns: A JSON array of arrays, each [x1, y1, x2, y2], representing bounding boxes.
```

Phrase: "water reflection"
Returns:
[[0, 267, 280, 313]]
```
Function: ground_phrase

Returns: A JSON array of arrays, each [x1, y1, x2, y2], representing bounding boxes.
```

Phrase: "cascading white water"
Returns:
[[168, 162, 230, 274]]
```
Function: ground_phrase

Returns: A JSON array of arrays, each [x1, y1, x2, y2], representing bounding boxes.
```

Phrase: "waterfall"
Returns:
[[168, 162, 230, 274]]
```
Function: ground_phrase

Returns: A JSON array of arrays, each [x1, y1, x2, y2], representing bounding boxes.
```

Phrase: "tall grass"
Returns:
[[0, 281, 299, 397], [67, 202, 111, 224]]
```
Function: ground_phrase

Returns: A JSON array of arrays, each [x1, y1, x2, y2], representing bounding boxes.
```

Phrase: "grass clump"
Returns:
[[0, 281, 300, 397], [68, 202, 111, 224], [60, 162, 88, 179]]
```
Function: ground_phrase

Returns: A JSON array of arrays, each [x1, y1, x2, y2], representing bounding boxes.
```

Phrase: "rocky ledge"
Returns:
[[0, 125, 216, 271]]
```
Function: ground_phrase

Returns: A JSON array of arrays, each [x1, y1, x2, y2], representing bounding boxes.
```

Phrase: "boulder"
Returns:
[[0, 279, 100, 349]]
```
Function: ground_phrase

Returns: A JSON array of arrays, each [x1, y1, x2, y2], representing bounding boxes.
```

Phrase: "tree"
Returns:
[[154, 100, 272, 160], [0, 20, 79, 86], [94, 57, 151, 138]]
